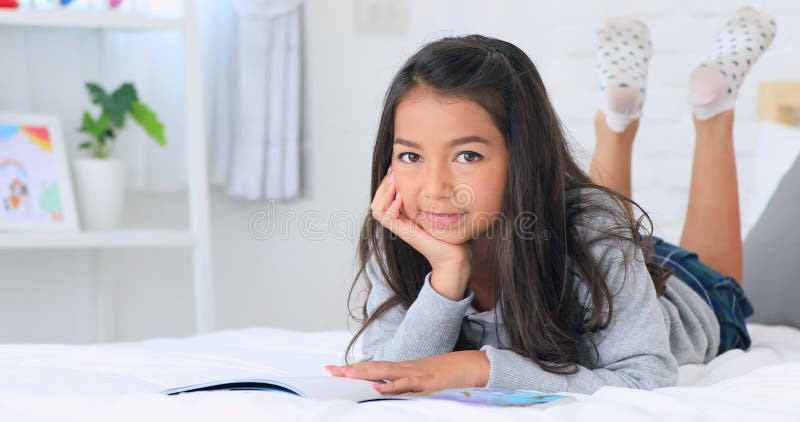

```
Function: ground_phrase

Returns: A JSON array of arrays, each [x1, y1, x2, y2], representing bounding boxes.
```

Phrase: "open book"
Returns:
[[163, 376, 575, 407]]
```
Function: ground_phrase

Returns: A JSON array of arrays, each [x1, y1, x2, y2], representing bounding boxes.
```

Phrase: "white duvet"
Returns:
[[0, 323, 798, 421]]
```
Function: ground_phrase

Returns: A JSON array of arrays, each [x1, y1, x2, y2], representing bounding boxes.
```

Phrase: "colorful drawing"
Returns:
[[418, 387, 573, 407], [0, 114, 77, 230]]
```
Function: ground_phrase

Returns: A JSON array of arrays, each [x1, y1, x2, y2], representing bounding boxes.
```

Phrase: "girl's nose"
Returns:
[[421, 164, 454, 202]]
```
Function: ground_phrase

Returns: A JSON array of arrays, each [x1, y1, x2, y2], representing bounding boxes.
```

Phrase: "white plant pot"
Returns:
[[72, 157, 126, 230]]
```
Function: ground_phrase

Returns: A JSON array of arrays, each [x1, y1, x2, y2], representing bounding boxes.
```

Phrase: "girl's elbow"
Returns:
[[637, 359, 680, 390], [639, 370, 678, 390]]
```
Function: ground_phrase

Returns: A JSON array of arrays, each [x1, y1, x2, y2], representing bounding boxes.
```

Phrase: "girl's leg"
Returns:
[[679, 110, 743, 282], [679, 7, 776, 284], [588, 18, 652, 198], [589, 111, 637, 198]]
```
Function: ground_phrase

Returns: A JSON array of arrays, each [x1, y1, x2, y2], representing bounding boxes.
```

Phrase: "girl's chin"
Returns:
[[436, 234, 471, 245], [418, 216, 493, 242], [419, 225, 473, 245]]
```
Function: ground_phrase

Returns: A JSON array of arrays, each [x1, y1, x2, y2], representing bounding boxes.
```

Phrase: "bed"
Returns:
[[0, 323, 798, 421]]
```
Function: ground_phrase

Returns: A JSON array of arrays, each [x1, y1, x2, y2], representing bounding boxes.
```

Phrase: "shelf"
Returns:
[[0, 9, 183, 30], [0, 0, 216, 335], [0, 228, 194, 249]]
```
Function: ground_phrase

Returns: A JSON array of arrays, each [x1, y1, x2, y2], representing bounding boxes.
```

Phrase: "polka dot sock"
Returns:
[[596, 17, 652, 132], [689, 7, 777, 120]]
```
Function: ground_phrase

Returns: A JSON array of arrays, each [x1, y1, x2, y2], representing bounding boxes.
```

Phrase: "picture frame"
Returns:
[[0, 112, 79, 231]]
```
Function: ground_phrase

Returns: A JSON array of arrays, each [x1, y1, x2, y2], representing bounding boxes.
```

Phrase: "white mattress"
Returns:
[[0, 323, 798, 421]]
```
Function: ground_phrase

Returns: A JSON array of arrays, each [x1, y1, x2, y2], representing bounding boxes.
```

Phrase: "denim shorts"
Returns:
[[646, 235, 754, 356]]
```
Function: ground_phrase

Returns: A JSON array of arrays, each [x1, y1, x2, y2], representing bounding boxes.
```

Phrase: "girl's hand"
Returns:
[[324, 350, 490, 395], [370, 165, 472, 299]]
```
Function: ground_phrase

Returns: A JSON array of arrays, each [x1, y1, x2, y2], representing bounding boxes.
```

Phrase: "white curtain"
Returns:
[[0, 0, 304, 200], [206, 0, 304, 201]]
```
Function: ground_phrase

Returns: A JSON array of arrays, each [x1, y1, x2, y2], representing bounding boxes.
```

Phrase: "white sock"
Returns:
[[689, 7, 777, 120], [596, 17, 652, 132]]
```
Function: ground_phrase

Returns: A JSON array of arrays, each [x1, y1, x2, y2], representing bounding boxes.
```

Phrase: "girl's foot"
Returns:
[[595, 17, 652, 133], [688, 7, 776, 120]]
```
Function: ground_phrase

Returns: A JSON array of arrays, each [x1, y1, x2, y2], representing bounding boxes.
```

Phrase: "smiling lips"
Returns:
[[421, 210, 467, 228]]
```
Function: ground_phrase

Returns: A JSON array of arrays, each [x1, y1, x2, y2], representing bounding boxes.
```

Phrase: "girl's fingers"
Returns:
[[377, 180, 397, 214], [343, 361, 412, 382], [324, 365, 346, 376], [375, 376, 423, 394], [377, 193, 440, 258], [370, 169, 396, 216], [375, 191, 422, 243], [383, 191, 402, 219]]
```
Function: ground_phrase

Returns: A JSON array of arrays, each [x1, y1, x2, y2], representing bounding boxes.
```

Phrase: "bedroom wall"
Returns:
[[546, 0, 800, 242], [0, 0, 797, 344]]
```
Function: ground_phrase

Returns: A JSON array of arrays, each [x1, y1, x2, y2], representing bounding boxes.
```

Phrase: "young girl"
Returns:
[[325, 6, 773, 395]]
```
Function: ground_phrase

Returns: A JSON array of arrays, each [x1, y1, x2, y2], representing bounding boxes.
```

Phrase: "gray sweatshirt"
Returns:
[[359, 189, 720, 394]]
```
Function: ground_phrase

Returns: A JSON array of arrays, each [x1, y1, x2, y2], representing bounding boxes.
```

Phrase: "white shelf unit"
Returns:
[[0, 9, 183, 29], [0, 1, 215, 340], [0, 229, 194, 249]]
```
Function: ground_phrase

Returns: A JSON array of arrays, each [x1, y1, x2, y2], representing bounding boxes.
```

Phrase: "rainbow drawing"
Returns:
[[19, 126, 52, 151], [0, 123, 62, 223]]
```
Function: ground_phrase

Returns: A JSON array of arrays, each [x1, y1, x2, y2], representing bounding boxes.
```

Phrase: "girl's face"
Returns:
[[392, 85, 508, 244]]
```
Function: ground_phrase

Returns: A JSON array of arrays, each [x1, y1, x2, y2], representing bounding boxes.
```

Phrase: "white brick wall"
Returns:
[[544, 0, 799, 245]]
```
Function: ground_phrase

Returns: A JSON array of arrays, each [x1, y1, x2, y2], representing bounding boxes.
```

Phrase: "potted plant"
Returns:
[[72, 82, 165, 230]]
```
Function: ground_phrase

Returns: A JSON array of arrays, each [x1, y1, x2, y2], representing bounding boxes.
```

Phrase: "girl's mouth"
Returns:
[[421, 211, 467, 228]]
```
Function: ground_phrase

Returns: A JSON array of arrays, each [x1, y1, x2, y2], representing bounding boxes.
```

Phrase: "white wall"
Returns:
[[0, 0, 797, 344], [543, 0, 800, 243]]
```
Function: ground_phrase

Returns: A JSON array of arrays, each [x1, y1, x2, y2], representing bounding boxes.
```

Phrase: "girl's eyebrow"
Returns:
[[393, 136, 492, 148]]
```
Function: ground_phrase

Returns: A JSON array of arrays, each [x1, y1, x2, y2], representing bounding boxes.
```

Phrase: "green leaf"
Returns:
[[106, 83, 139, 127], [85, 82, 109, 107], [79, 112, 111, 139], [111, 82, 139, 105], [79, 112, 95, 134], [85, 82, 139, 128], [78, 141, 93, 149], [131, 101, 166, 146]]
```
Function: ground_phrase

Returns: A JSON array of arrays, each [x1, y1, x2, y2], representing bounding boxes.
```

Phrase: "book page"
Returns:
[[268, 376, 387, 401], [162, 376, 393, 402]]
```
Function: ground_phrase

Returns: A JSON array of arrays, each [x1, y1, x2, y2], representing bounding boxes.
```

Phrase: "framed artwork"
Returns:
[[0, 112, 79, 231]]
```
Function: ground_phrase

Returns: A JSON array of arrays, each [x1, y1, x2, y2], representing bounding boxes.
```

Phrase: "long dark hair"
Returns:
[[344, 34, 672, 374]]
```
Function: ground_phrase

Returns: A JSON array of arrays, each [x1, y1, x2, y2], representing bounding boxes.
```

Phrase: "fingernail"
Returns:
[[372, 384, 382, 391], [387, 165, 393, 176]]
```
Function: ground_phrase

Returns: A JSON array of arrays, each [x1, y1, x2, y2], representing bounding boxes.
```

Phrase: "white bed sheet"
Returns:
[[0, 323, 798, 421]]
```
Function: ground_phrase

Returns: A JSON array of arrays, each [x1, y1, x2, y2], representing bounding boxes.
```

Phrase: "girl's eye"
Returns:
[[456, 151, 484, 163], [397, 152, 420, 163]]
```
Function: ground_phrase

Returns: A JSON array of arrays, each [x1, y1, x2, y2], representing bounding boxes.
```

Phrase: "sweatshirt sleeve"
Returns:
[[480, 210, 679, 394], [359, 255, 475, 362]]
